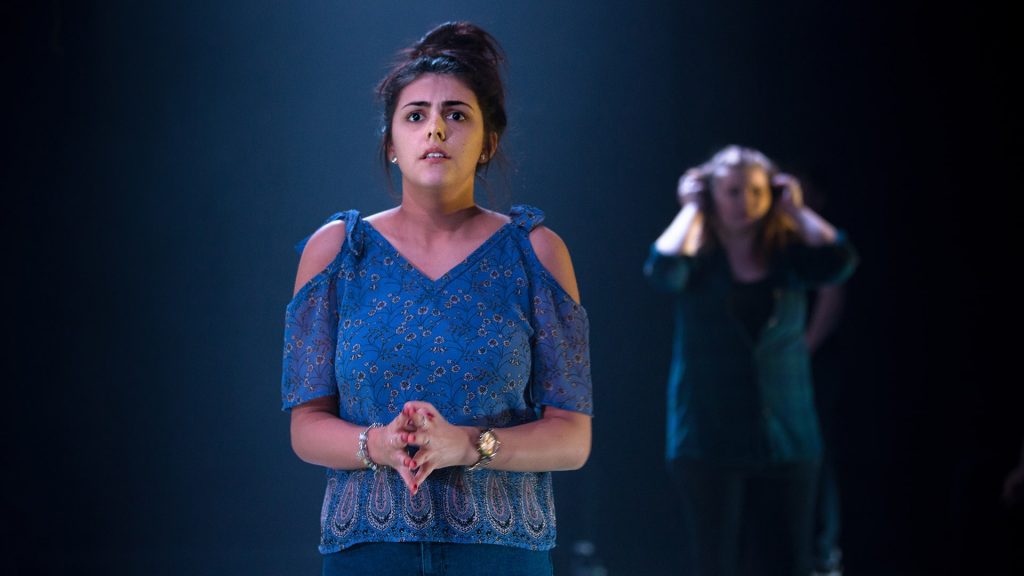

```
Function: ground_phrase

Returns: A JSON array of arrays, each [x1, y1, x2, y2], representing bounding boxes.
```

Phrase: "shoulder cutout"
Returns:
[[528, 225, 581, 304], [293, 220, 346, 296]]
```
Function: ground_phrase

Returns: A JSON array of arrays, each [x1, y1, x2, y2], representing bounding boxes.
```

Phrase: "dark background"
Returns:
[[7, 1, 1020, 575]]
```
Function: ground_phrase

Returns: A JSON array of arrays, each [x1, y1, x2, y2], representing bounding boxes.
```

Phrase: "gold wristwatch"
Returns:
[[467, 428, 500, 471]]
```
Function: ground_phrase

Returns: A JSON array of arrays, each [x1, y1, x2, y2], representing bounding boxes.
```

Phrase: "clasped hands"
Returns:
[[365, 401, 477, 495]]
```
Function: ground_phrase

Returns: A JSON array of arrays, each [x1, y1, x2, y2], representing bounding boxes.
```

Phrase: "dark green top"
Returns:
[[644, 234, 858, 465]]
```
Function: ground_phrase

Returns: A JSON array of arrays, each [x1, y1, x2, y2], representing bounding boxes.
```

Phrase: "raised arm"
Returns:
[[774, 173, 838, 246], [654, 169, 707, 257]]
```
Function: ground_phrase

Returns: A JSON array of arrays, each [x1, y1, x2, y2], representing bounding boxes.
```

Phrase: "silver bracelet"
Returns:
[[357, 423, 383, 471]]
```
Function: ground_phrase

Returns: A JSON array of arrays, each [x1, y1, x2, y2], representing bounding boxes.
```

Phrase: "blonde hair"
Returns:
[[699, 145, 795, 265]]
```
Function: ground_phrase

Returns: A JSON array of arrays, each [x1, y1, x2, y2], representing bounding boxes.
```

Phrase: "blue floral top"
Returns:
[[281, 205, 593, 554]]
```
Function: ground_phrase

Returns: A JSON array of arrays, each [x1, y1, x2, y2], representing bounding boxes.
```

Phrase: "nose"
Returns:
[[745, 189, 758, 208], [744, 188, 768, 214], [427, 115, 447, 142]]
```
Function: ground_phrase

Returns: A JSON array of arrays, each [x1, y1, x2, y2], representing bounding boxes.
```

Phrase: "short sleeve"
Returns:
[[528, 282, 594, 416], [643, 244, 695, 293], [281, 267, 340, 411]]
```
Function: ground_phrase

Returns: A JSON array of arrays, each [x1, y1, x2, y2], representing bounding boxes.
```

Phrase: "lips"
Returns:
[[421, 148, 449, 159]]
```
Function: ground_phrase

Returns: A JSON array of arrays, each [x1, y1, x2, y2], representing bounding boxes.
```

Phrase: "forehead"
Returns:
[[713, 164, 769, 186], [398, 73, 479, 107]]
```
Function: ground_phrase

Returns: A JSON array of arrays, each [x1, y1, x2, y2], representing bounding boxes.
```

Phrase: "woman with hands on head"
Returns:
[[645, 145, 858, 576], [281, 21, 592, 576]]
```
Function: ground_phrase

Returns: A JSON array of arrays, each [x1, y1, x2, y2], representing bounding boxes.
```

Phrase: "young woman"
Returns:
[[282, 22, 593, 576], [645, 145, 858, 576]]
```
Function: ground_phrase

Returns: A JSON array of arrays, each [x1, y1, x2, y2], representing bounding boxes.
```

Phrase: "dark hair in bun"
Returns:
[[377, 22, 507, 173]]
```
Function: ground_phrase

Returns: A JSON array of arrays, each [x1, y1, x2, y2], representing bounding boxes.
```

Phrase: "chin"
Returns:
[[407, 175, 450, 190], [414, 173, 472, 192]]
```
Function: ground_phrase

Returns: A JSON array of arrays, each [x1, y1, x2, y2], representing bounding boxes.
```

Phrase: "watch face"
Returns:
[[479, 430, 498, 454]]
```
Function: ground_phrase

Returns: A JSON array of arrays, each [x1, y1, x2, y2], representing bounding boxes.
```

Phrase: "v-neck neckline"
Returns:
[[361, 219, 513, 288]]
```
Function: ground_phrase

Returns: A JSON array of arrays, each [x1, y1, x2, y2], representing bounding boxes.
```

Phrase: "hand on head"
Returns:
[[772, 173, 804, 214], [677, 167, 707, 208]]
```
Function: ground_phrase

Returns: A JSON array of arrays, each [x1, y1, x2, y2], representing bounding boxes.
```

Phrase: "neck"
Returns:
[[713, 221, 770, 281], [395, 192, 481, 235], [715, 222, 759, 257], [399, 175, 477, 214]]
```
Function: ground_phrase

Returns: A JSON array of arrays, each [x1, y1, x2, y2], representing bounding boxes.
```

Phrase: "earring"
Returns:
[[391, 156, 398, 164], [479, 154, 488, 162]]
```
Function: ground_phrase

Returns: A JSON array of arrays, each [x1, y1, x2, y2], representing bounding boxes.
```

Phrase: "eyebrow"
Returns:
[[401, 100, 475, 109]]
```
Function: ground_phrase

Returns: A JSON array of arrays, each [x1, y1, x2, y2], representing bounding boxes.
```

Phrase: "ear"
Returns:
[[482, 132, 499, 163]]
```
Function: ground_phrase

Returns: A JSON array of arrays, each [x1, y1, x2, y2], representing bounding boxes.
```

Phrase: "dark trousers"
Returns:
[[812, 435, 842, 570], [671, 458, 820, 576], [812, 355, 843, 570]]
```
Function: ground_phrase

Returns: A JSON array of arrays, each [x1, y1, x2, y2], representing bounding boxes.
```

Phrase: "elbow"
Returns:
[[545, 408, 592, 470], [644, 263, 688, 294], [566, 441, 591, 471], [562, 427, 592, 471], [289, 420, 318, 465], [289, 428, 308, 463], [828, 253, 859, 286], [288, 396, 338, 466]]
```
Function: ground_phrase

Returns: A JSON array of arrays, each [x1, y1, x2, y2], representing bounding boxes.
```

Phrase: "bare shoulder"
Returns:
[[293, 220, 347, 296], [528, 225, 581, 304], [362, 206, 399, 227], [483, 207, 512, 226]]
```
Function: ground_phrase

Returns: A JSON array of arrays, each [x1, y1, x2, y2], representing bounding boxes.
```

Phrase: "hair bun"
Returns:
[[377, 21, 508, 171], [409, 21, 504, 67]]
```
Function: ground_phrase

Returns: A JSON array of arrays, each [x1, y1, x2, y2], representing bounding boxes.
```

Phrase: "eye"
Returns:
[[447, 111, 466, 121], [406, 111, 423, 122]]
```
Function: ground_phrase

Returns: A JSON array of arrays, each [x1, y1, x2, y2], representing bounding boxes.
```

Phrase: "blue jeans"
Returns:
[[322, 542, 553, 576]]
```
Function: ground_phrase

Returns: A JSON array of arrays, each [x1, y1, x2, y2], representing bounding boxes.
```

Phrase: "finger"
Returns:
[[394, 409, 419, 432], [408, 444, 432, 467], [412, 412, 429, 430], [401, 405, 432, 430], [387, 432, 407, 451], [402, 401, 440, 420], [403, 408, 437, 431], [393, 449, 418, 472], [394, 461, 418, 494], [416, 408, 437, 427], [412, 461, 437, 486], [402, 431, 433, 446], [412, 444, 445, 478]]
